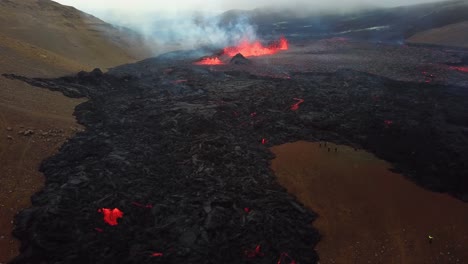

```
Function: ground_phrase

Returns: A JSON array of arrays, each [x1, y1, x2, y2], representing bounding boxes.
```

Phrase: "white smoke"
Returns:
[[54, 0, 451, 54], [88, 9, 258, 54], [152, 12, 257, 48]]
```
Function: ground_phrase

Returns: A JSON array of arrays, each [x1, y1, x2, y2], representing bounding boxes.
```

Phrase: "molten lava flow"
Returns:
[[245, 245, 264, 258], [194, 36, 288, 65], [224, 36, 289, 57], [290, 98, 304, 111], [450, 66, 468, 73], [98, 208, 123, 226], [194, 57, 223, 65]]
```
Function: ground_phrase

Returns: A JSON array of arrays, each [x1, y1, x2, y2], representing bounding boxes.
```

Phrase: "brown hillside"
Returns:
[[407, 21, 468, 49], [0, 0, 155, 71], [0, 1, 155, 262]]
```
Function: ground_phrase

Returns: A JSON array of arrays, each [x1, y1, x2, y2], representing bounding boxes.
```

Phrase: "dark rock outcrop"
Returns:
[[230, 53, 251, 65]]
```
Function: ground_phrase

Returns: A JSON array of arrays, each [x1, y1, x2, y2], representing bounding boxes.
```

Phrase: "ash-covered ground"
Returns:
[[4, 40, 468, 264]]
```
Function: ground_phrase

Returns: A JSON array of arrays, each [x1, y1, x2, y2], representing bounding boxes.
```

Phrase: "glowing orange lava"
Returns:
[[194, 57, 223, 65], [193, 36, 289, 65], [98, 208, 123, 226], [224, 36, 289, 57]]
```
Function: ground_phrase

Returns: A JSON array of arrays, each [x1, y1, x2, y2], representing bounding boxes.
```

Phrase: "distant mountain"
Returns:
[[218, 0, 468, 47], [0, 0, 154, 73]]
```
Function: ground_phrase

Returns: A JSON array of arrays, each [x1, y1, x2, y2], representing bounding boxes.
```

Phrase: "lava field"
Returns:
[[3, 40, 468, 264]]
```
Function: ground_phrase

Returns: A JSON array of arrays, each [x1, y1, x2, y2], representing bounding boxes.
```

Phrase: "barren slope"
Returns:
[[0, 0, 154, 70], [0, 1, 155, 262], [407, 21, 468, 48]]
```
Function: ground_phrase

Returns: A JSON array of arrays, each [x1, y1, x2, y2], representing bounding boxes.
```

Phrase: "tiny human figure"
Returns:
[[319, 143, 322, 148], [335, 147, 338, 152], [428, 235, 434, 244], [328, 148, 330, 152]]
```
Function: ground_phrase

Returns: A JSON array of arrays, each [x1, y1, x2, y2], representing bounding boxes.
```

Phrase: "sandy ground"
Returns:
[[0, 34, 90, 261], [407, 21, 468, 49], [271, 141, 468, 264], [0, 79, 85, 262]]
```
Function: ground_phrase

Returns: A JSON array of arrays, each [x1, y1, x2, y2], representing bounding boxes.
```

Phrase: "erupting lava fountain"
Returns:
[[194, 36, 289, 65]]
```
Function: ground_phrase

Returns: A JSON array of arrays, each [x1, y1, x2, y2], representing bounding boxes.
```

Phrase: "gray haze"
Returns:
[[55, 0, 450, 13], [54, 0, 452, 54]]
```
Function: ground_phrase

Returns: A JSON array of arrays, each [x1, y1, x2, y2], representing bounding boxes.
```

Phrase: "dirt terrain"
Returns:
[[0, 1, 156, 262], [4, 39, 468, 263], [407, 21, 468, 49], [272, 141, 468, 264]]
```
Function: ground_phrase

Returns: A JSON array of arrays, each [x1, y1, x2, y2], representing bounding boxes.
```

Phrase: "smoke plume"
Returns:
[[54, 0, 451, 54]]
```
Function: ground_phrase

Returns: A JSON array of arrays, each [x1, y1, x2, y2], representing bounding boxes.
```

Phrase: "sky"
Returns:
[[54, 0, 448, 14]]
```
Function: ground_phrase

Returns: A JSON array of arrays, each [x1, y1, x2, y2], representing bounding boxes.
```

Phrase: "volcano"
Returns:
[[230, 53, 251, 65]]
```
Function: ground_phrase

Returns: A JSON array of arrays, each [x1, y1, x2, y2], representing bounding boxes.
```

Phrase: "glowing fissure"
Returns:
[[194, 57, 223, 65], [193, 36, 289, 65], [224, 36, 288, 57]]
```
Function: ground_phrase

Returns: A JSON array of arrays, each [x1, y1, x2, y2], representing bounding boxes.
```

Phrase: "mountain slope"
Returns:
[[218, 0, 468, 46], [407, 21, 468, 48], [0, 0, 154, 72]]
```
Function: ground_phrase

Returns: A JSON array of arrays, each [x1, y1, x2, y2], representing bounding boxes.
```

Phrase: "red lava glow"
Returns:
[[194, 57, 223, 65], [450, 66, 468, 73], [194, 36, 288, 65], [223, 36, 289, 57], [151, 252, 163, 257], [277, 252, 296, 264], [290, 98, 304, 111], [132, 202, 153, 208], [98, 208, 123, 226], [245, 245, 264, 258], [173, 79, 188, 84], [244, 207, 251, 213], [261, 138, 268, 145]]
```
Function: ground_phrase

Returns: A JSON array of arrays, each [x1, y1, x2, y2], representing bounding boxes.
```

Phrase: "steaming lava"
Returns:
[[194, 57, 223, 65], [194, 36, 289, 65], [223, 36, 289, 57], [3, 39, 468, 264]]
